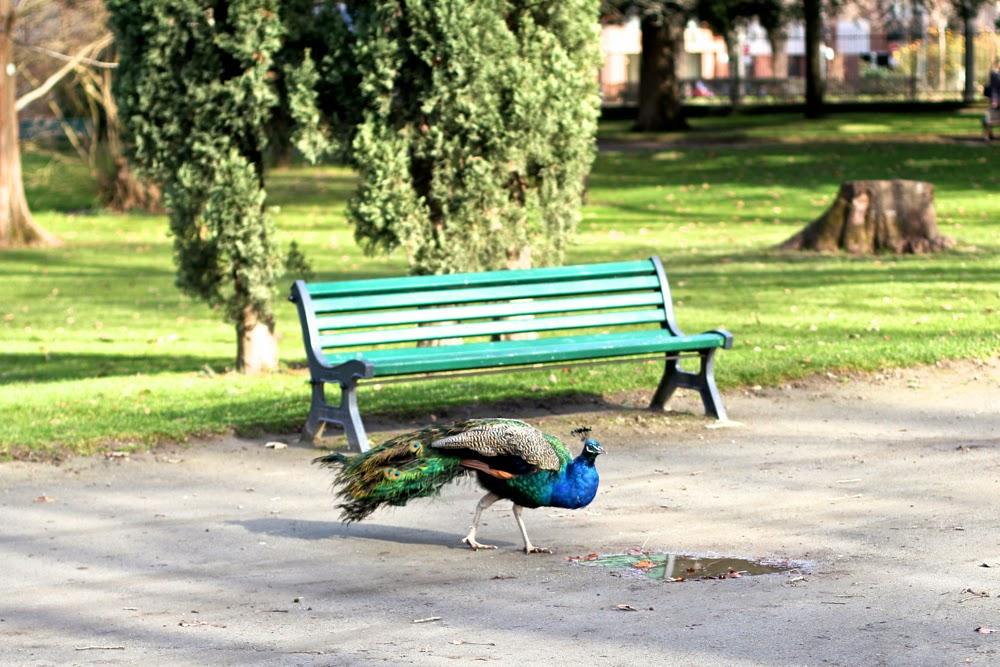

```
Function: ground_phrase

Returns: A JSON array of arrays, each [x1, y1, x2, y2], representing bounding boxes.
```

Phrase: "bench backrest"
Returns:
[[290, 256, 682, 363]]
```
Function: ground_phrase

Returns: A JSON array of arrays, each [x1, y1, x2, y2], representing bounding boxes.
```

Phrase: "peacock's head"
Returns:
[[572, 426, 604, 460], [582, 438, 605, 458]]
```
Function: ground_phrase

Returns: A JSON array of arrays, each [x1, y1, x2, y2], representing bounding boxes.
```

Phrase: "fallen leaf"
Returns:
[[34, 495, 54, 503], [633, 560, 656, 570], [412, 616, 442, 624]]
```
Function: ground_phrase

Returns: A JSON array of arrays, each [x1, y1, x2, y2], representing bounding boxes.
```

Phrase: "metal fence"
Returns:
[[602, 29, 1000, 106]]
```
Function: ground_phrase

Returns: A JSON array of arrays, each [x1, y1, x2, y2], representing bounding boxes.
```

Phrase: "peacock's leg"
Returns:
[[462, 492, 500, 551], [512, 504, 551, 554]]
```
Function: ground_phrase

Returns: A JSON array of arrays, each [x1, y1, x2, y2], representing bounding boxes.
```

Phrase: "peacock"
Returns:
[[313, 418, 604, 553]]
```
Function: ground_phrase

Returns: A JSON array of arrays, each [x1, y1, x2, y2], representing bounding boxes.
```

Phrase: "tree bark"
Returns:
[[725, 34, 741, 109], [0, 0, 58, 248], [779, 180, 953, 255], [803, 0, 824, 119], [768, 28, 788, 80], [635, 16, 688, 132], [236, 306, 279, 373], [962, 14, 977, 104]]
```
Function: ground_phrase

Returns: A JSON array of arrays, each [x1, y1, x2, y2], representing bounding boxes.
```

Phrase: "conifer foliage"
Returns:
[[107, 0, 341, 372], [348, 0, 601, 274]]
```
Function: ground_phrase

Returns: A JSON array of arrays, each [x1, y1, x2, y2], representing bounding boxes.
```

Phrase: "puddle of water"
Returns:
[[568, 551, 800, 582]]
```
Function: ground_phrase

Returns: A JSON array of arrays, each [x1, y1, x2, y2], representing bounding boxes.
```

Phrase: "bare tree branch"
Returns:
[[15, 39, 117, 68], [14, 32, 111, 111]]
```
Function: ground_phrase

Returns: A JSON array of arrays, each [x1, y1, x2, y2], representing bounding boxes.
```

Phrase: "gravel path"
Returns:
[[2, 358, 998, 666]]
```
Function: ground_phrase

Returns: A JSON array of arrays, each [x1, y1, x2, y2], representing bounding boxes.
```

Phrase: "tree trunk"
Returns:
[[635, 16, 688, 132], [768, 28, 789, 80], [0, 0, 58, 248], [962, 14, 977, 104], [236, 306, 279, 373], [803, 0, 824, 119], [779, 180, 953, 255], [97, 154, 162, 212], [724, 34, 741, 110]]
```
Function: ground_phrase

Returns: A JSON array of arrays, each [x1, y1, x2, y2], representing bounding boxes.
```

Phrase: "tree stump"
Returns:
[[779, 180, 953, 254]]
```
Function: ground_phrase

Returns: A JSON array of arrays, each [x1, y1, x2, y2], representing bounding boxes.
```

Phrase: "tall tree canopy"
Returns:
[[108, 0, 345, 372], [347, 0, 602, 274]]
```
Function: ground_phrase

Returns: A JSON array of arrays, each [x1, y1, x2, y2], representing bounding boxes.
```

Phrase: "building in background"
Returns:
[[599, 3, 1000, 106]]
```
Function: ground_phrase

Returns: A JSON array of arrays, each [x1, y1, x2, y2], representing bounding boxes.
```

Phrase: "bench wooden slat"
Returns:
[[314, 292, 665, 331], [305, 259, 654, 298], [310, 275, 661, 314], [317, 309, 668, 348], [323, 330, 728, 376]]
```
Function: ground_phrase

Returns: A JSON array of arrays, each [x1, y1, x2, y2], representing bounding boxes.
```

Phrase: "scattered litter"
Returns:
[[960, 589, 990, 603], [705, 420, 743, 430], [178, 619, 226, 628], [33, 495, 54, 503], [122, 607, 138, 611], [975, 626, 996, 634], [490, 575, 517, 580], [834, 479, 861, 484], [614, 604, 639, 611], [980, 563, 994, 568], [828, 494, 864, 503], [449, 640, 496, 646], [412, 616, 442, 624], [264, 442, 288, 450], [105, 451, 130, 459], [75, 646, 125, 651]]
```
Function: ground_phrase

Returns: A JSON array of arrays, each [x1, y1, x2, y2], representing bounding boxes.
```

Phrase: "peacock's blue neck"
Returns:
[[547, 454, 600, 509]]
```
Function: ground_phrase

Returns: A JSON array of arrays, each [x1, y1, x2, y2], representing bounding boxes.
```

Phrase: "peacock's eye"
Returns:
[[384, 468, 402, 480], [409, 441, 423, 454]]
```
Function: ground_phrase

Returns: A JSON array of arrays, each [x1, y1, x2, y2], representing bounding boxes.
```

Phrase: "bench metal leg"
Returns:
[[304, 379, 371, 452], [650, 350, 728, 421]]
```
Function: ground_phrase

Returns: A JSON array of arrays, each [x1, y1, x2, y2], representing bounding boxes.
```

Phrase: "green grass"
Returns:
[[599, 109, 990, 144], [3, 114, 999, 458]]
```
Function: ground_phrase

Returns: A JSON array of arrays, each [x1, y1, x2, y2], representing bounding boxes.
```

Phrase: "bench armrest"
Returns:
[[706, 328, 734, 350]]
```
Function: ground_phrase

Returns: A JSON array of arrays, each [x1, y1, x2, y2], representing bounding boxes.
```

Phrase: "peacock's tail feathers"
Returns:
[[313, 425, 466, 523]]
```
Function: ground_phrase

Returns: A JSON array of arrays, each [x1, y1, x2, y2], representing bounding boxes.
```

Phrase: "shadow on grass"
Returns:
[[0, 352, 234, 384]]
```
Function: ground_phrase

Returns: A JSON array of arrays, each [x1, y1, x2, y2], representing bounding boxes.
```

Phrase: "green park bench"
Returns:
[[290, 256, 733, 451]]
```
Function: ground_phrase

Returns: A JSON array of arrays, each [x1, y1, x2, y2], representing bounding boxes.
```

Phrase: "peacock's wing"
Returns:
[[430, 419, 561, 471]]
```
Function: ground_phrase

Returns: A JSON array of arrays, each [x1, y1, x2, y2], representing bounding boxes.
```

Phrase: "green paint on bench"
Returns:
[[291, 256, 733, 452]]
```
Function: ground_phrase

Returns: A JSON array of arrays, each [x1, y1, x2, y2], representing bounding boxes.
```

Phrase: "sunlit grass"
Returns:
[[2, 114, 999, 458]]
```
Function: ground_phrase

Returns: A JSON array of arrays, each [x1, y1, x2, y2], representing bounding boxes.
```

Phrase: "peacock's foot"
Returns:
[[523, 545, 552, 555], [462, 536, 497, 551]]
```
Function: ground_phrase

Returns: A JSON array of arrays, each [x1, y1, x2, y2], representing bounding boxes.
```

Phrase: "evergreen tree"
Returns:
[[107, 0, 343, 372], [348, 0, 601, 274]]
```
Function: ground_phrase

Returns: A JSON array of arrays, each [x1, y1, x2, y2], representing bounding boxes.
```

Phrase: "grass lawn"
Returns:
[[598, 109, 991, 143], [2, 111, 999, 458]]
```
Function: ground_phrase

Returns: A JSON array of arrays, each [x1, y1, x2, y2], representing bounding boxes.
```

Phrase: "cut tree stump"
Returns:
[[779, 179, 953, 254]]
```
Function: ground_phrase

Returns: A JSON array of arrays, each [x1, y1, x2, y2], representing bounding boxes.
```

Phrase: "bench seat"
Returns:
[[324, 330, 730, 377]]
